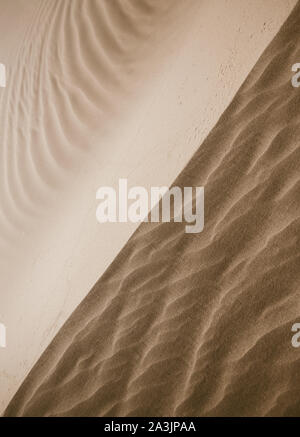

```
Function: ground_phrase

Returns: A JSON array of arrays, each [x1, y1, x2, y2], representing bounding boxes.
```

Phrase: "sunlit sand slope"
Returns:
[[4, 2, 300, 417], [0, 0, 181, 249]]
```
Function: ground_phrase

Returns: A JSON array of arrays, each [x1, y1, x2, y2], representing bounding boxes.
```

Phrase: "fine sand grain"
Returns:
[[4, 1, 300, 417], [1, 0, 295, 415]]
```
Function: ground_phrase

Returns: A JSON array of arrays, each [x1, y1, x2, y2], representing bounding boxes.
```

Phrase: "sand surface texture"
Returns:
[[4, 1, 300, 417], [2, 0, 296, 414]]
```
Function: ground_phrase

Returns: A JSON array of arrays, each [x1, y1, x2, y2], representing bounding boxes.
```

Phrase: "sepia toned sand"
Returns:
[[3, 1, 300, 417], [2, 0, 296, 414]]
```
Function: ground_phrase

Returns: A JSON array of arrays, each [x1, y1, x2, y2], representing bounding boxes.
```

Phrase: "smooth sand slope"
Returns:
[[4, 2, 300, 417], [2, 0, 296, 414]]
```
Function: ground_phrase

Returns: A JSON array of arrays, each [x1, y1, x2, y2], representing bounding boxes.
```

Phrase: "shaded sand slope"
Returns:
[[5, 3, 300, 417]]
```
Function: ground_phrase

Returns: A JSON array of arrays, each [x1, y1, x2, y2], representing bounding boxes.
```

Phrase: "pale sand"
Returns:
[[1, 0, 298, 415], [3, 1, 300, 417]]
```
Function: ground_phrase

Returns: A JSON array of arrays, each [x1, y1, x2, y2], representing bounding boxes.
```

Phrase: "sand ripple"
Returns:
[[4, 1, 300, 417], [0, 0, 178, 250]]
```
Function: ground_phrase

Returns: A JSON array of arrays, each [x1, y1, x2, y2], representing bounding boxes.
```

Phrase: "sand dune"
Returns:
[[0, 0, 201, 411], [4, 1, 300, 417], [2, 0, 295, 414]]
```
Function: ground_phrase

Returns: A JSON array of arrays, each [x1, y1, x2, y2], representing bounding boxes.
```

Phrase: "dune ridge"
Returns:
[[4, 1, 300, 417]]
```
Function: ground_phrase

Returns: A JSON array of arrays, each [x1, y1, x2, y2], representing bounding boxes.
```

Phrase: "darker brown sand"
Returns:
[[4, 2, 300, 417]]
